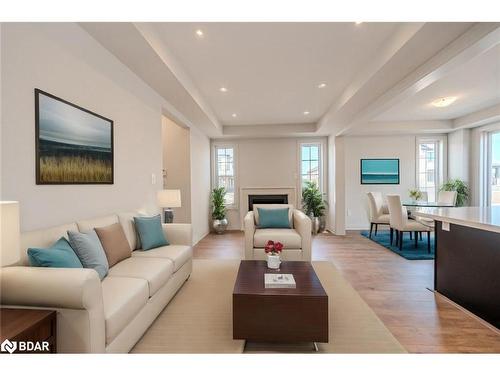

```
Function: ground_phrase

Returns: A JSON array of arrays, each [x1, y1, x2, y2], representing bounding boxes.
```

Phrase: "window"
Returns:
[[214, 146, 235, 205], [416, 140, 440, 201], [489, 132, 500, 205], [300, 143, 321, 189]]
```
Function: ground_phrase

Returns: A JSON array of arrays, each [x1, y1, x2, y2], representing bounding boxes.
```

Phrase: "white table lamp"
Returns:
[[157, 190, 182, 223], [1, 201, 21, 267]]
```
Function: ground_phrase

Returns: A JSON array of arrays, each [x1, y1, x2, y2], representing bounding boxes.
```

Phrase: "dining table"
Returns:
[[402, 201, 455, 220]]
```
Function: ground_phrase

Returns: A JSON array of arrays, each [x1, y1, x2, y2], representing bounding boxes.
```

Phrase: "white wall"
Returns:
[[212, 137, 327, 230], [342, 135, 418, 230], [1, 23, 165, 231], [190, 127, 211, 244], [162, 116, 191, 223]]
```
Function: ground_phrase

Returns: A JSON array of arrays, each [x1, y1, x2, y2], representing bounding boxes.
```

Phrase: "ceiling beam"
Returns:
[[222, 123, 317, 138], [336, 23, 500, 135], [453, 102, 500, 129]]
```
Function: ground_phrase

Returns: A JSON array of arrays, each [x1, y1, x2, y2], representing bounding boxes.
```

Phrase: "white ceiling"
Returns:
[[151, 22, 400, 125], [375, 44, 500, 121]]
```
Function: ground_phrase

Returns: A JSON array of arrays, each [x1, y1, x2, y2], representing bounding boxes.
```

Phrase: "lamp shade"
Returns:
[[157, 189, 182, 208], [0, 201, 21, 267]]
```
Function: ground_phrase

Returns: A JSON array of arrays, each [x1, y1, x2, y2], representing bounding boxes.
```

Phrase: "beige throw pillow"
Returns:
[[95, 223, 132, 267]]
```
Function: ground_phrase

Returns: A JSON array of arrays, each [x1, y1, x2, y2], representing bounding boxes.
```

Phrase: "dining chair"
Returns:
[[386, 195, 433, 252], [367, 192, 390, 238], [437, 190, 457, 205]]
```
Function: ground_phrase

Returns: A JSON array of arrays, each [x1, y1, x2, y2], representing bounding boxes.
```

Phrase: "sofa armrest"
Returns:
[[163, 223, 192, 246], [0, 267, 103, 310], [293, 209, 312, 261], [244, 211, 256, 259]]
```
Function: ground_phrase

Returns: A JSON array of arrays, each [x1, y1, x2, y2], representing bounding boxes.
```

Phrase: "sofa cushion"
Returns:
[[118, 211, 142, 250], [101, 276, 149, 344], [20, 222, 79, 266], [27, 237, 83, 268], [76, 214, 119, 233], [253, 228, 302, 249], [108, 257, 173, 296], [131, 245, 192, 272], [95, 223, 132, 267], [134, 215, 169, 250], [68, 230, 109, 280]]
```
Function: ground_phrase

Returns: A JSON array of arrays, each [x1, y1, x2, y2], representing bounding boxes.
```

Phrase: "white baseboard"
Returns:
[[192, 230, 210, 246]]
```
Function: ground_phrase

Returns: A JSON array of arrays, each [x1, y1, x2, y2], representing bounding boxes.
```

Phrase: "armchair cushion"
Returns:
[[254, 228, 302, 248], [257, 207, 291, 228], [253, 204, 294, 227]]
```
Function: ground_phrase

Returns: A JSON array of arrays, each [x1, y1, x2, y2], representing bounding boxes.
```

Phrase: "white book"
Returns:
[[264, 273, 296, 288]]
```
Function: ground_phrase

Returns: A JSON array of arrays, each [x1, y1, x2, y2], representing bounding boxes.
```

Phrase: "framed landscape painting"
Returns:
[[35, 89, 113, 184], [360, 158, 400, 185]]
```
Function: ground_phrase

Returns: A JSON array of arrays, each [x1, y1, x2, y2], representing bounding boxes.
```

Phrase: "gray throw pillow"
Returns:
[[68, 229, 109, 280]]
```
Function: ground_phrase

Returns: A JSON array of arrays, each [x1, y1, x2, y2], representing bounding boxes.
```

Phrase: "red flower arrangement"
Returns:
[[264, 240, 284, 255]]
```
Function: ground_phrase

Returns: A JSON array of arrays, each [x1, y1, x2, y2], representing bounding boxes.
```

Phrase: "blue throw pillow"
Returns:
[[68, 230, 109, 280], [28, 237, 83, 268], [258, 208, 291, 228], [134, 214, 169, 250]]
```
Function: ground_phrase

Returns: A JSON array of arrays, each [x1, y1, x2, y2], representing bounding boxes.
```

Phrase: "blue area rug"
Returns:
[[360, 230, 435, 260]]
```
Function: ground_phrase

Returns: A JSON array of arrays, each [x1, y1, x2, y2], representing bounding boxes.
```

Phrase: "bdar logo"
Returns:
[[1, 339, 17, 354]]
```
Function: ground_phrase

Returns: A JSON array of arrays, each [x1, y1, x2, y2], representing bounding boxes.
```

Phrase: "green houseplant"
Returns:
[[302, 181, 327, 234], [211, 187, 228, 234], [440, 179, 470, 207]]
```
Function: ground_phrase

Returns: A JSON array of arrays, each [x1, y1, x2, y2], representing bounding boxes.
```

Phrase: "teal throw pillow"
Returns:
[[28, 237, 83, 269], [257, 208, 291, 229], [134, 214, 169, 250], [68, 230, 109, 280]]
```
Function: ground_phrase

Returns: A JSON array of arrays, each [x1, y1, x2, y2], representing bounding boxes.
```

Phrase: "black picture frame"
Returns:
[[35, 88, 114, 185], [360, 158, 400, 185]]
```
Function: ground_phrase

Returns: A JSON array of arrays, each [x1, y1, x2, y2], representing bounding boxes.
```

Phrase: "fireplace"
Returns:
[[248, 194, 288, 211]]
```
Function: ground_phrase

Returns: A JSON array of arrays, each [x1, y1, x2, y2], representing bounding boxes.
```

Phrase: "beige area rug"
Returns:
[[131, 260, 406, 353]]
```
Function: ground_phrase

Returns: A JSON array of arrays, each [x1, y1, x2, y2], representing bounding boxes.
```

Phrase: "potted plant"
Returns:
[[440, 179, 470, 207], [264, 240, 283, 269], [302, 181, 326, 234], [211, 187, 228, 234], [409, 188, 423, 203]]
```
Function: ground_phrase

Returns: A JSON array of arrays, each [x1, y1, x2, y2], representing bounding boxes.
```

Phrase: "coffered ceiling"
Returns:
[[81, 22, 500, 138]]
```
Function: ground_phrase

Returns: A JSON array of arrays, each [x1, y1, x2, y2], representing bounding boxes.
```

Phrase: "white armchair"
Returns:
[[244, 204, 312, 261]]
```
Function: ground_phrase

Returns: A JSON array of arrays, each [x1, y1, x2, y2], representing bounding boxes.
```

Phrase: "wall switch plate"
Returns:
[[151, 173, 156, 185], [442, 222, 450, 231]]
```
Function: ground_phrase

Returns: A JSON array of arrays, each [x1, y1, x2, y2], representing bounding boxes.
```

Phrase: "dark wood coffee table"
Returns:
[[233, 260, 328, 346]]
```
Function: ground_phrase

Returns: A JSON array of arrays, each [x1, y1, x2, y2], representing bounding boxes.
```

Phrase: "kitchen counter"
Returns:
[[415, 206, 500, 329], [414, 206, 500, 234]]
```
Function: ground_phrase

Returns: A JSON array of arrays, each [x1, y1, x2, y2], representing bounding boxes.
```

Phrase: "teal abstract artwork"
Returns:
[[360, 159, 400, 184]]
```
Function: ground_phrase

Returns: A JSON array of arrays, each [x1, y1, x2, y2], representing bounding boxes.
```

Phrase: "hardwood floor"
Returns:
[[193, 230, 500, 353]]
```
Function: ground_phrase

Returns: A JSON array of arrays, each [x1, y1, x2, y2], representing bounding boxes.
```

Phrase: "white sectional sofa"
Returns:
[[0, 211, 193, 353]]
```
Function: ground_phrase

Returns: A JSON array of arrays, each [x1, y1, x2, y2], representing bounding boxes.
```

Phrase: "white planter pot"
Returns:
[[266, 254, 281, 270]]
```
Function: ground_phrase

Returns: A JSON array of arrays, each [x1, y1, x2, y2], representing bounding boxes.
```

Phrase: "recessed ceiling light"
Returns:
[[195, 29, 204, 37], [232, 113, 237, 118], [431, 96, 457, 108], [219, 87, 228, 93], [355, 22, 363, 25], [318, 83, 327, 89], [303, 111, 310, 115]]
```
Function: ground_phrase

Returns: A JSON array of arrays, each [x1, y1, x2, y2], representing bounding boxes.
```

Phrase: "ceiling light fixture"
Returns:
[[318, 83, 327, 88], [195, 29, 204, 37], [355, 22, 363, 25], [232, 113, 237, 118], [303, 111, 310, 115], [431, 96, 457, 108], [219, 87, 228, 93]]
